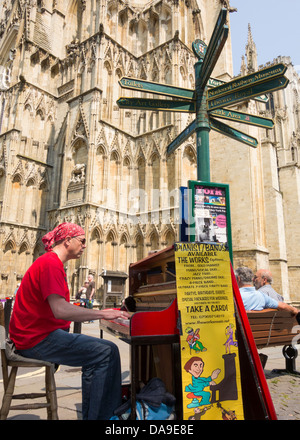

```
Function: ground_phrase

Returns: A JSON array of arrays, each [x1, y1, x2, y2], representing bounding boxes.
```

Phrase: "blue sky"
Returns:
[[229, 0, 300, 75]]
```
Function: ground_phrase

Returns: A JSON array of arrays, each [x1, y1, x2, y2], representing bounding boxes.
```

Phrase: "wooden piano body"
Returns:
[[100, 245, 276, 420], [99, 245, 182, 418]]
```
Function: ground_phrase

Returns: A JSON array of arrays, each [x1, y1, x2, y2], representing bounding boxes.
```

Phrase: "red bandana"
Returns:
[[42, 222, 85, 251]]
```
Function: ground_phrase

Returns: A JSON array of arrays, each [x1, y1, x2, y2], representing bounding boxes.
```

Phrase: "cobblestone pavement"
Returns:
[[265, 370, 300, 420]]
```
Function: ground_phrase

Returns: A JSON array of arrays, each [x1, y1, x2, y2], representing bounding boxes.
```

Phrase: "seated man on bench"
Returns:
[[235, 266, 300, 370], [234, 266, 299, 317]]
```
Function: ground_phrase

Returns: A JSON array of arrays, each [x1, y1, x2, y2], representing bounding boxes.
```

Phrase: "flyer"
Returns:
[[175, 242, 244, 420], [194, 184, 227, 244]]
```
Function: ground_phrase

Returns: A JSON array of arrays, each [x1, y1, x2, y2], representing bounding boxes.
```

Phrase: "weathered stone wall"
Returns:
[[0, 1, 299, 304]]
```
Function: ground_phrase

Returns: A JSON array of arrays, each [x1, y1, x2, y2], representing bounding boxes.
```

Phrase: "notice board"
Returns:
[[175, 242, 244, 420], [188, 180, 233, 262], [174, 241, 277, 420]]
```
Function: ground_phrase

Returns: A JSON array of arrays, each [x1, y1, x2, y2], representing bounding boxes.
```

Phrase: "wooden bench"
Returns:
[[246, 309, 300, 375]]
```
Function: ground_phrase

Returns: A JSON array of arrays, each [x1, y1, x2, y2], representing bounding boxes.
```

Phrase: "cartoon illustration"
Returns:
[[188, 406, 211, 420], [185, 327, 207, 352], [224, 323, 238, 354], [217, 402, 237, 420], [184, 356, 221, 408]]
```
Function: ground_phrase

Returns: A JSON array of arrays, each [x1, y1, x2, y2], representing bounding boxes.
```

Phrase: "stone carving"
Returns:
[[70, 163, 86, 184]]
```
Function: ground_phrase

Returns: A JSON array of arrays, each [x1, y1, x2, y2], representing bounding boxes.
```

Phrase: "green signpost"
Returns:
[[198, 27, 229, 90], [207, 63, 287, 100], [116, 6, 289, 181], [209, 108, 274, 129], [167, 120, 196, 155], [208, 77, 269, 103], [209, 117, 258, 147], [119, 77, 195, 100], [117, 97, 196, 112], [207, 76, 289, 111]]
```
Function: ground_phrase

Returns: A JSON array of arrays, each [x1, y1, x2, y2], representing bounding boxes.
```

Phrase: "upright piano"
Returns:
[[100, 245, 276, 420], [99, 245, 182, 418]]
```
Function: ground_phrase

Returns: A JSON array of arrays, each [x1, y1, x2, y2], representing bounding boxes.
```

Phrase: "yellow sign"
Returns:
[[175, 242, 244, 420]]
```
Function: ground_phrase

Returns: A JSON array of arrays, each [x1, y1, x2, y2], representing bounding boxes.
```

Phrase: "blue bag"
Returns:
[[110, 378, 176, 420]]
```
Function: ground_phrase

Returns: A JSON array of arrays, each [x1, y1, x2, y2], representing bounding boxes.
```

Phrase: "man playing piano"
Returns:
[[9, 222, 130, 420]]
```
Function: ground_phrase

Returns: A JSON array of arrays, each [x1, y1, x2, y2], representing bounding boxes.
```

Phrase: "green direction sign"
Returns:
[[119, 77, 195, 101], [207, 76, 289, 111], [117, 97, 196, 113], [209, 117, 258, 148], [201, 8, 227, 76], [254, 95, 269, 103], [166, 119, 196, 155], [208, 77, 269, 103], [199, 26, 229, 90], [207, 63, 287, 100], [209, 108, 274, 129], [208, 77, 226, 88]]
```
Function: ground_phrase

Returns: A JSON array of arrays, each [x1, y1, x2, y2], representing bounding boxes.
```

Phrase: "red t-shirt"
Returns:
[[9, 252, 71, 350]]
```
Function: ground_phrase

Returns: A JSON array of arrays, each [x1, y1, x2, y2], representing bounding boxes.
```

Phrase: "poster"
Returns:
[[175, 242, 244, 420], [188, 181, 233, 261], [194, 185, 227, 243]]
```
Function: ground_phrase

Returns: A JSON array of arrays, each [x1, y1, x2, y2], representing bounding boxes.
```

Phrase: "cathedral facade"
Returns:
[[0, 0, 299, 304]]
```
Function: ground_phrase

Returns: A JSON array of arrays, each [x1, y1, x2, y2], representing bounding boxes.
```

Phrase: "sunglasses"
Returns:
[[73, 237, 86, 246]]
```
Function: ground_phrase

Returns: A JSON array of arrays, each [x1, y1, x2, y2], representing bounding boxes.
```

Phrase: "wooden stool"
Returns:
[[0, 301, 58, 420]]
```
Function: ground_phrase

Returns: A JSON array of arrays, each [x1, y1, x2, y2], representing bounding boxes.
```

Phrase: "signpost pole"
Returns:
[[195, 58, 210, 182]]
